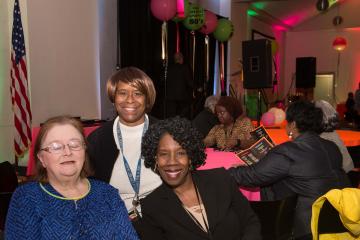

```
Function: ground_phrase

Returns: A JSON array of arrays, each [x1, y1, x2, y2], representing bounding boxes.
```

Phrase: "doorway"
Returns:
[[314, 73, 335, 105]]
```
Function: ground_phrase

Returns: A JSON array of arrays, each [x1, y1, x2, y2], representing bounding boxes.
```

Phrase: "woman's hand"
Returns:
[[225, 138, 239, 149]]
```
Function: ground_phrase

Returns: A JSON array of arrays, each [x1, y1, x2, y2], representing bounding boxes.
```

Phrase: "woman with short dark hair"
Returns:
[[139, 117, 261, 240], [228, 101, 350, 240], [87, 67, 162, 223]]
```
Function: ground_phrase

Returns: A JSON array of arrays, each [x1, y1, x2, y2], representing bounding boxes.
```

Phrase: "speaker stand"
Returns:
[[257, 89, 262, 127]]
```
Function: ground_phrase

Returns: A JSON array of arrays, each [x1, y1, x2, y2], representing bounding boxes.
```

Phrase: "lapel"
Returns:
[[157, 172, 217, 238], [192, 171, 219, 232]]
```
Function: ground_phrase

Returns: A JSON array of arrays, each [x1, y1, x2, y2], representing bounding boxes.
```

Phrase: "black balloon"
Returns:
[[316, 0, 329, 11]]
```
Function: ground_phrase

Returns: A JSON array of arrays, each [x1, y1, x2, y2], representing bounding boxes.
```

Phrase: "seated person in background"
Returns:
[[5, 116, 138, 240], [138, 117, 261, 240], [204, 96, 254, 150], [228, 101, 350, 240], [192, 95, 219, 138], [315, 100, 354, 173], [345, 92, 357, 123]]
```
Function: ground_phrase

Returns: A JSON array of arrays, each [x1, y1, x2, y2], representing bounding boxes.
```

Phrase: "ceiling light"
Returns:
[[316, 0, 329, 11]]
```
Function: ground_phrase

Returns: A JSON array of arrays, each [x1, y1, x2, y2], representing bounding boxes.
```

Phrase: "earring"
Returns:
[[153, 162, 158, 172], [288, 131, 293, 139]]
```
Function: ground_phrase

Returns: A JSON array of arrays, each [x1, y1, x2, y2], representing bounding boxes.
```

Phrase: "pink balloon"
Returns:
[[261, 112, 275, 126], [199, 10, 218, 35], [150, 0, 177, 21], [269, 107, 286, 125]]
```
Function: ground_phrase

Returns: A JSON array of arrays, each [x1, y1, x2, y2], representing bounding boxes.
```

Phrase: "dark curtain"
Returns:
[[118, 0, 227, 119]]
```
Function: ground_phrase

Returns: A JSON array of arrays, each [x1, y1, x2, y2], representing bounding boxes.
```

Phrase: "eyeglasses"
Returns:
[[216, 111, 227, 116], [40, 139, 85, 154]]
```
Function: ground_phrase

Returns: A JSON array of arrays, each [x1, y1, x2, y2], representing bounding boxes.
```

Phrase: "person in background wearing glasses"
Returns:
[[5, 116, 138, 240], [204, 96, 255, 151], [138, 117, 261, 240], [87, 67, 161, 228]]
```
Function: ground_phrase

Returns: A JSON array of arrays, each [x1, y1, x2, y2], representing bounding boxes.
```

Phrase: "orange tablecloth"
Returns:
[[26, 126, 99, 176], [197, 148, 260, 201], [265, 129, 360, 147], [336, 130, 360, 147]]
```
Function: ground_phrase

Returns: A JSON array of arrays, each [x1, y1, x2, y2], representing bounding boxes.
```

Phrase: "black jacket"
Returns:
[[229, 132, 350, 238], [139, 168, 261, 240], [192, 109, 219, 138], [87, 116, 158, 183]]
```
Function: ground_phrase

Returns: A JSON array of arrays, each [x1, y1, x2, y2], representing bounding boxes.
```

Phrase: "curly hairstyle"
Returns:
[[315, 100, 339, 132], [286, 100, 324, 134], [142, 117, 206, 172], [216, 96, 243, 119]]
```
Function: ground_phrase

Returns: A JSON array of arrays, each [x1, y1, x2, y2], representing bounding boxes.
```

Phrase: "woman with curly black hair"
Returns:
[[229, 100, 350, 240], [138, 117, 261, 240]]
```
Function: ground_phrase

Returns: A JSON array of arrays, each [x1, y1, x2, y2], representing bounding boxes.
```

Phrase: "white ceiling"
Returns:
[[233, 0, 343, 29]]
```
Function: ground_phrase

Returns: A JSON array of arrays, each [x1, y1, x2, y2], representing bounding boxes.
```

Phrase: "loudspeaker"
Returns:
[[242, 39, 273, 89], [296, 57, 316, 88]]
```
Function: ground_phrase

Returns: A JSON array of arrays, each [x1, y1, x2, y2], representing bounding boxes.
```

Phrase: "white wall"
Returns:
[[284, 0, 360, 103], [0, 0, 30, 164], [285, 28, 360, 103], [27, 0, 101, 126], [98, 0, 117, 120], [0, 0, 12, 163], [1, 0, 117, 165]]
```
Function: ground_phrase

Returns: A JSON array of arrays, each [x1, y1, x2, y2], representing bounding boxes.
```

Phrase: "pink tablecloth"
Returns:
[[197, 148, 260, 201], [26, 126, 99, 176]]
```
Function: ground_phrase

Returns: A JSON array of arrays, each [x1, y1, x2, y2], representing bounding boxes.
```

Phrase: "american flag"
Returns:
[[10, 0, 32, 157]]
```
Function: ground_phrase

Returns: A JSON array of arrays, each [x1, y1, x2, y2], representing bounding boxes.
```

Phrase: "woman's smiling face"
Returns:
[[114, 81, 146, 126], [156, 133, 192, 189]]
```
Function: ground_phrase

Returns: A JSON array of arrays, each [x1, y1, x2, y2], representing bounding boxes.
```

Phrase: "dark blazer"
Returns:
[[87, 116, 158, 183], [192, 109, 219, 138], [139, 168, 261, 240], [229, 132, 350, 238]]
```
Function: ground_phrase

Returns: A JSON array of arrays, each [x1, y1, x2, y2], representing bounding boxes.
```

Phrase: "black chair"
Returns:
[[317, 200, 348, 235], [0, 192, 13, 232], [250, 195, 298, 240], [0, 161, 18, 193], [0, 161, 18, 231], [347, 145, 360, 188]]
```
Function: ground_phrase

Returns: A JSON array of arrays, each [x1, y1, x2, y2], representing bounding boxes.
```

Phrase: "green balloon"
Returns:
[[182, 4, 205, 30], [172, 0, 190, 23], [213, 19, 234, 42]]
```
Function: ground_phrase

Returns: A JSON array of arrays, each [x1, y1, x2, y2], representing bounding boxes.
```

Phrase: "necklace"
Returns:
[[181, 181, 212, 238], [39, 178, 91, 201]]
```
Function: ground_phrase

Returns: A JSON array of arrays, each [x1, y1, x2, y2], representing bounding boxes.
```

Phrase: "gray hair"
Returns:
[[204, 95, 220, 113], [315, 100, 339, 132]]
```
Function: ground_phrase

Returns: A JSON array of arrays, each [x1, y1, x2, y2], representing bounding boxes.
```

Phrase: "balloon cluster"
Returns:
[[150, 0, 234, 42], [261, 107, 286, 126]]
